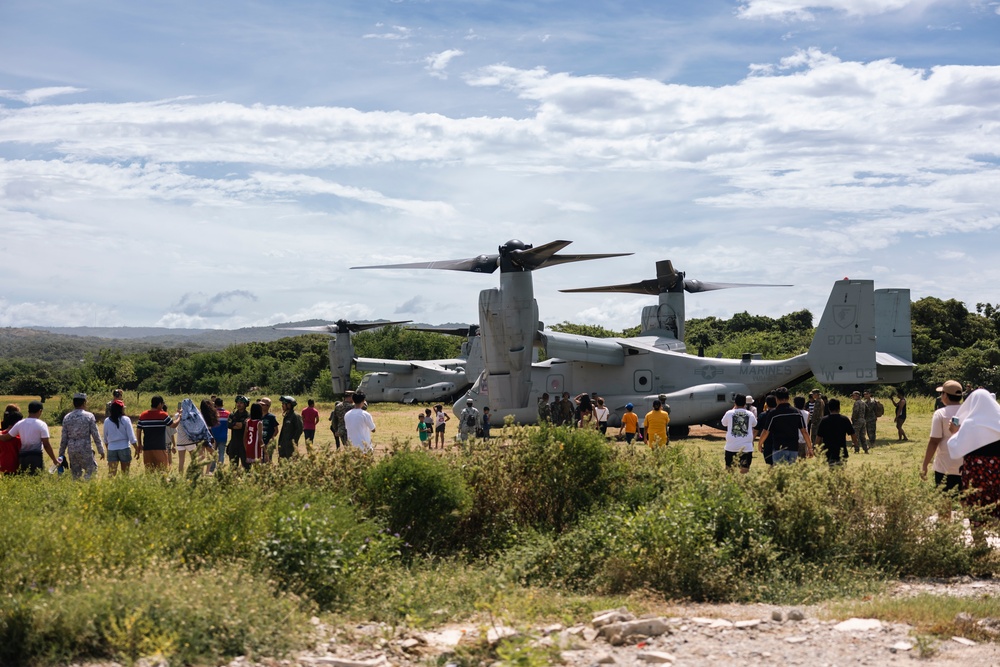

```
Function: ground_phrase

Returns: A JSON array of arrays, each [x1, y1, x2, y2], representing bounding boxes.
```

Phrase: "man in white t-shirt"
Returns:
[[0, 401, 58, 473], [344, 392, 376, 453], [721, 394, 757, 474], [921, 379, 964, 491]]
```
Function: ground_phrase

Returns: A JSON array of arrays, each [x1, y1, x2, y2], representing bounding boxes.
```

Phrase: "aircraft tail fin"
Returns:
[[874, 288, 915, 382], [808, 280, 915, 384], [808, 280, 878, 384], [328, 335, 355, 395]]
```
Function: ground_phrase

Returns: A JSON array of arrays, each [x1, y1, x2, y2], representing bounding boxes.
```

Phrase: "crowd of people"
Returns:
[[1, 380, 999, 528]]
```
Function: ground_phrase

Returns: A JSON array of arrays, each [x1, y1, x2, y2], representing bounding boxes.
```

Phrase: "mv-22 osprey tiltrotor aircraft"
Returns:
[[355, 240, 915, 432], [278, 320, 484, 403]]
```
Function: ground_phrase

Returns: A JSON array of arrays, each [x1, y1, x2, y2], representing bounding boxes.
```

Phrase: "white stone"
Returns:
[[583, 628, 599, 642], [308, 658, 387, 667], [890, 641, 912, 651], [541, 623, 564, 636], [833, 618, 883, 632], [595, 652, 617, 664], [785, 636, 808, 644], [593, 610, 633, 628], [952, 636, 977, 646], [690, 617, 715, 625], [598, 618, 670, 641], [709, 619, 734, 629], [419, 628, 466, 649], [486, 626, 518, 645], [735, 620, 761, 629], [636, 650, 676, 663]]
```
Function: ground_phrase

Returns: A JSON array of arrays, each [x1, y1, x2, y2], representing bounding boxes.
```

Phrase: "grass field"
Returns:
[[2, 391, 995, 666], [1, 392, 937, 476]]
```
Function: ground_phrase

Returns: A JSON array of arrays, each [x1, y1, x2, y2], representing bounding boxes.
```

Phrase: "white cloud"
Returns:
[[0, 86, 86, 104], [425, 49, 464, 79], [737, 0, 938, 21], [363, 25, 411, 40]]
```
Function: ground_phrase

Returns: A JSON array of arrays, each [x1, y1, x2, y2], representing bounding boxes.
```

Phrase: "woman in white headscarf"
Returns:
[[947, 388, 1000, 523]]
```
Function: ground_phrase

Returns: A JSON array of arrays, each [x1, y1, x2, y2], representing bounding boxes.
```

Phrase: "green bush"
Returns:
[[0, 566, 309, 666], [364, 448, 471, 552], [257, 495, 399, 607], [502, 447, 975, 602]]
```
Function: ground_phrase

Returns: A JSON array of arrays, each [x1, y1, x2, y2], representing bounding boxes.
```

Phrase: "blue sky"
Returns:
[[1, 0, 999, 330]]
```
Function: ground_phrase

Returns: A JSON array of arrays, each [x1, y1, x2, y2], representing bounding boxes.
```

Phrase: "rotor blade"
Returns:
[[560, 279, 660, 295], [509, 240, 574, 269], [274, 320, 411, 334], [346, 320, 411, 332], [351, 254, 500, 274], [275, 325, 342, 333], [684, 279, 792, 293], [535, 252, 633, 270], [406, 325, 477, 337]]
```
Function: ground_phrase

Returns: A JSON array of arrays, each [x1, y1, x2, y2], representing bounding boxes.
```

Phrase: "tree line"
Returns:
[[2, 296, 998, 401]]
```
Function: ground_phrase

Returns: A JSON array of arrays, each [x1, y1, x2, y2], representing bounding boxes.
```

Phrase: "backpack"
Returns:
[[465, 411, 477, 428], [874, 401, 885, 418]]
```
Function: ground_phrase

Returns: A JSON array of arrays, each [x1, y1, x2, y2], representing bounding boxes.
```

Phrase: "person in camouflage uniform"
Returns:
[[538, 393, 552, 423], [559, 392, 575, 427], [850, 391, 869, 453], [551, 395, 563, 425], [863, 389, 878, 447], [329, 390, 353, 450], [60, 393, 105, 479], [809, 388, 825, 443]]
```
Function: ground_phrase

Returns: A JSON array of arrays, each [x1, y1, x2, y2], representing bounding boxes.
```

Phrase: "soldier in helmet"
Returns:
[[657, 393, 672, 415], [329, 391, 353, 450]]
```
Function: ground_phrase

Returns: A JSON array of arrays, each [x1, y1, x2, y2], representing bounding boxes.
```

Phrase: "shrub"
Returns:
[[0, 566, 309, 666], [363, 448, 471, 552]]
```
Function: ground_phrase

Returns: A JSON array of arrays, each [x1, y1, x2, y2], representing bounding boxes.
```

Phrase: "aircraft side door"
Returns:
[[634, 370, 652, 393]]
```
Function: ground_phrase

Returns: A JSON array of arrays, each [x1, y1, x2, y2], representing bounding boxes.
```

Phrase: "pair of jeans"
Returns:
[[771, 449, 798, 464]]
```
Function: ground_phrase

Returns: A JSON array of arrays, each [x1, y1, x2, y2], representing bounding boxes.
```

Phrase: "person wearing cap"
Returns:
[[619, 403, 639, 446], [921, 379, 964, 491], [1, 400, 57, 473], [850, 391, 869, 453], [862, 389, 879, 447], [722, 394, 757, 473], [458, 398, 480, 443], [60, 393, 105, 479], [808, 389, 825, 444], [227, 396, 250, 469], [277, 396, 303, 459], [258, 397, 280, 458], [344, 392, 376, 453], [105, 388, 125, 420]]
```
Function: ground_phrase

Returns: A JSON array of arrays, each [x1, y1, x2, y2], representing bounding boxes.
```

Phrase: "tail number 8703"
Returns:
[[827, 334, 863, 345]]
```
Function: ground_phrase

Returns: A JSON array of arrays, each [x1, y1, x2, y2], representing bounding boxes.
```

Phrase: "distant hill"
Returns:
[[1, 319, 466, 363]]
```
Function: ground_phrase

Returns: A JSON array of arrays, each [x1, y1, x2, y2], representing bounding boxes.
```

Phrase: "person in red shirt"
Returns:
[[244, 402, 265, 466], [301, 399, 320, 444]]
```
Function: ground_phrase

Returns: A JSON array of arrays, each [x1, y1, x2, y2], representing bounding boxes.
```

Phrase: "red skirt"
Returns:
[[961, 455, 1000, 521]]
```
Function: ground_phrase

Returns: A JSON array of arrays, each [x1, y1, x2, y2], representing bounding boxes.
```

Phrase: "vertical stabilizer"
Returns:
[[328, 335, 354, 395], [874, 289, 912, 362], [808, 280, 878, 384]]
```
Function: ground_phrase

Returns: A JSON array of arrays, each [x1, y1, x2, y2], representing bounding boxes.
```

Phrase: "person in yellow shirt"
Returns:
[[643, 400, 670, 448], [619, 402, 639, 447]]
